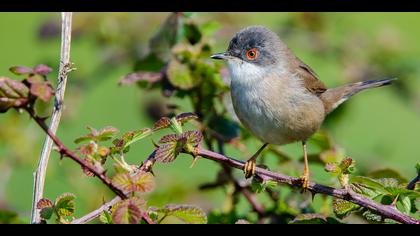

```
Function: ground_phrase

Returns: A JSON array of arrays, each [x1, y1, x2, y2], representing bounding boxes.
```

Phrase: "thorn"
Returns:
[[151, 139, 159, 148], [189, 156, 199, 168], [310, 191, 317, 201]]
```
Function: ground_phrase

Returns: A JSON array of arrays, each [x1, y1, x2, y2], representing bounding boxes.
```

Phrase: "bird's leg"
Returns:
[[244, 143, 268, 178], [300, 140, 310, 191]]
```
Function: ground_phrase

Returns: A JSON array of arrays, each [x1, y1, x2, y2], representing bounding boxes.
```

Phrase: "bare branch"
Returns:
[[31, 12, 73, 224]]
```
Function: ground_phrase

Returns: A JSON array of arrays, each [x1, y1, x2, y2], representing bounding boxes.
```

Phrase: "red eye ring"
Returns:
[[246, 48, 258, 60]]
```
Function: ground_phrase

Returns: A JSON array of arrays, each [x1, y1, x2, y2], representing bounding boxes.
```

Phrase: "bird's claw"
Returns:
[[244, 159, 256, 179]]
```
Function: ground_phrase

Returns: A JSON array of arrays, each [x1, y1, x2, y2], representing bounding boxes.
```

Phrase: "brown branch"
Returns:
[[69, 147, 419, 224], [26, 107, 127, 200], [195, 149, 420, 224]]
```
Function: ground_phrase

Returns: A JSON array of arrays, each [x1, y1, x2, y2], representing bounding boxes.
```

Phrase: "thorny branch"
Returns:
[[71, 147, 419, 224]]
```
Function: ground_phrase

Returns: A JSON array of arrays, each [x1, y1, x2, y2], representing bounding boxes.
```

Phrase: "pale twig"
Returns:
[[31, 12, 73, 224]]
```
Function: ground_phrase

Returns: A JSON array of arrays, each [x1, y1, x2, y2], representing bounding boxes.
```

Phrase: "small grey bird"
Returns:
[[211, 25, 395, 189]]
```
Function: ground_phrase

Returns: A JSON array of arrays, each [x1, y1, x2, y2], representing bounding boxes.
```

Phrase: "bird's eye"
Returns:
[[246, 48, 258, 60]]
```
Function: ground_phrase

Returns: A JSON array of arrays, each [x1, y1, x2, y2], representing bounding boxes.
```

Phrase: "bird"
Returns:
[[211, 25, 395, 189]]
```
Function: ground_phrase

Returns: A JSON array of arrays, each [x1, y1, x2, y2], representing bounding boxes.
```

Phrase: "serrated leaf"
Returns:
[[158, 204, 207, 224], [159, 133, 179, 144], [36, 198, 54, 209], [175, 112, 198, 125], [132, 172, 154, 193], [398, 195, 411, 215], [290, 214, 342, 224], [153, 117, 171, 131], [112, 172, 154, 194], [75, 126, 119, 144], [362, 210, 383, 222], [332, 198, 361, 218], [9, 66, 32, 75], [350, 176, 390, 195], [122, 128, 153, 148], [167, 58, 197, 90], [40, 207, 54, 220], [54, 193, 76, 217], [112, 198, 144, 224], [99, 210, 113, 224], [33, 64, 53, 75], [155, 137, 186, 163], [251, 178, 277, 193], [181, 130, 202, 146]]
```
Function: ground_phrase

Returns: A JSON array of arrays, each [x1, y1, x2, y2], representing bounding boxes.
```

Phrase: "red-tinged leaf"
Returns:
[[153, 117, 171, 131], [36, 198, 54, 209], [159, 134, 179, 144], [175, 112, 198, 125], [9, 66, 33, 75], [98, 146, 110, 157], [112, 197, 144, 224], [77, 143, 95, 156], [27, 74, 45, 84], [325, 163, 340, 173], [30, 82, 54, 102], [132, 172, 154, 193], [112, 173, 133, 194], [154, 138, 186, 163], [0, 77, 29, 98], [119, 72, 163, 86], [33, 64, 53, 75], [181, 130, 202, 146], [75, 126, 118, 144]]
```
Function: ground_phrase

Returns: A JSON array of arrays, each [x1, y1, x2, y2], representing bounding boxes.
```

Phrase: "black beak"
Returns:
[[211, 52, 230, 60]]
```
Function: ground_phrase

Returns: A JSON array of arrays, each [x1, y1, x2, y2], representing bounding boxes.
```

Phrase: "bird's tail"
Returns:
[[321, 78, 396, 114]]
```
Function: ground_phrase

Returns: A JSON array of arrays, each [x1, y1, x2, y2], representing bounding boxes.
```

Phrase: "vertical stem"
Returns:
[[30, 12, 73, 224]]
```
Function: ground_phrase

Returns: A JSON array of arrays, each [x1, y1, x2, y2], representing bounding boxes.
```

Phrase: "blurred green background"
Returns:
[[0, 12, 419, 223]]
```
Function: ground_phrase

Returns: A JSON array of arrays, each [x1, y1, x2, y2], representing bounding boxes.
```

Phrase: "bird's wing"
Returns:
[[293, 57, 327, 96]]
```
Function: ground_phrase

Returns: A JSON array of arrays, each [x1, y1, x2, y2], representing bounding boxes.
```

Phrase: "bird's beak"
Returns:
[[211, 52, 231, 60]]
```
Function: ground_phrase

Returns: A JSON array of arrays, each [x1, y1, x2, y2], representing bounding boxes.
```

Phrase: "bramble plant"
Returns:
[[0, 12, 418, 224]]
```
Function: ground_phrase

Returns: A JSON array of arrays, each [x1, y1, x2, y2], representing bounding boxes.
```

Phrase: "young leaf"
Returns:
[[99, 210, 113, 224], [9, 66, 32, 75], [112, 197, 144, 224], [132, 172, 155, 193], [175, 112, 198, 125], [0, 77, 29, 113], [181, 130, 203, 147], [155, 137, 186, 163], [153, 116, 171, 131], [37, 198, 55, 220], [74, 126, 119, 144], [158, 204, 207, 224], [123, 128, 153, 148], [33, 64, 53, 75], [30, 81, 54, 102], [350, 176, 390, 195], [54, 193, 76, 217]]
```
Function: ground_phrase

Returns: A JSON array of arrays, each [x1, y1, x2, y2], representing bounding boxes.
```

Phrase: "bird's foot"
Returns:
[[243, 158, 256, 179], [299, 174, 310, 193]]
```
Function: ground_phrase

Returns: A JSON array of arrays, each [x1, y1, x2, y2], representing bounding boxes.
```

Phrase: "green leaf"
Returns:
[[350, 176, 390, 195], [167, 58, 197, 90], [149, 13, 182, 62], [369, 168, 408, 183], [183, 22, 202, 45], [251, 178, 277, 193], [158, 204, 207, 224], [112, 197, 144, 224], [123, 128, 153, 148], [99, 210, 113, 224], [290, 214, 342, 224], [398, 195, 411, 215], [332, 198, 361, 218], [199, 21, 220, 37], [362, 210, 383, 222], [74, 126, 119, 144], [40, 207, 54, 220], [54, 193, 76, 217]]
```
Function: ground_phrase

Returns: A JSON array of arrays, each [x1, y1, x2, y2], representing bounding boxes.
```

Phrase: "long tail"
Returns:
[[320, 78, 396, 114]]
